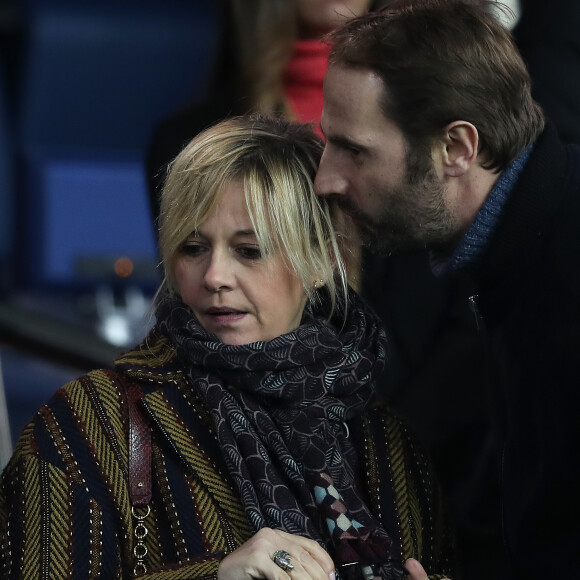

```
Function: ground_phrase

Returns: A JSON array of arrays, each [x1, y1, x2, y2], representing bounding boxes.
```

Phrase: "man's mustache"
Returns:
[[336, 198, 371, 227]]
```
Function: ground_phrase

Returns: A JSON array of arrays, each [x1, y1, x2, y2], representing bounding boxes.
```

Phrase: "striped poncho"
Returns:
[[0, 330, 453, 578]]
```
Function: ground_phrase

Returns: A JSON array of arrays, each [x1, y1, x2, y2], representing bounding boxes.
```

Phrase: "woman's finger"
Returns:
[[218, 528, 335, 580], [404, 558, 451, 580], [404, 558, 429, 580], [273, 529, 335, 579]]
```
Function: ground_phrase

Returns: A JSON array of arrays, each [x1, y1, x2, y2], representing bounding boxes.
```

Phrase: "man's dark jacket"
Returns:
[[469, 124, 580, 578]]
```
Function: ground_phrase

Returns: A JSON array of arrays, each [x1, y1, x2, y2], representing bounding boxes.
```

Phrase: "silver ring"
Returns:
[[272, 549, 294, 571]]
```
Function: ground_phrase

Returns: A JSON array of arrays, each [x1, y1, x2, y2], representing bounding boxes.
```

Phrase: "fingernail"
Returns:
[[329, 572, 336, 580]]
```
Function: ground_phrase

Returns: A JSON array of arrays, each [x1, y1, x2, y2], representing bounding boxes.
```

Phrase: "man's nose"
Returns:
[[315, 149, 348, 197]]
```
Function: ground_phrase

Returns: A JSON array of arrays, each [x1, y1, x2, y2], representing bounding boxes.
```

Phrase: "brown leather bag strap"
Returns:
[[126, 380, 152, 507]]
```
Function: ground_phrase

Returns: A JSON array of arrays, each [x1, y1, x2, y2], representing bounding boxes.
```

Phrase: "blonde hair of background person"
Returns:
[[158, 114, 348, 315]]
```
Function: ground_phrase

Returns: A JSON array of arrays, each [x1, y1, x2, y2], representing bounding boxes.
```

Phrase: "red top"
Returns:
[[283, 39, 330, 136]]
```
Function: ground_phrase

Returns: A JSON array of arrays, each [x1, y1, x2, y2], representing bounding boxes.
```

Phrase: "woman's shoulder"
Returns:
[[2, 368, 131, 483], [46, 368, 130, 435], [113, 327, 184, 383]]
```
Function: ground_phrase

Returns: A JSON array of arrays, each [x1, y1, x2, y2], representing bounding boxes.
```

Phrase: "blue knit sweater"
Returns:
[[431, 145, 533, 277]]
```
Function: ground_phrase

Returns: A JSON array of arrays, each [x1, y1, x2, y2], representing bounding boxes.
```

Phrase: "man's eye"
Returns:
[[237, 246, 262, 260]]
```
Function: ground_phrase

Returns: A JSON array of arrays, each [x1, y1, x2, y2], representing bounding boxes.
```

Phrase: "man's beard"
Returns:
[[340, 164, 460, 257]]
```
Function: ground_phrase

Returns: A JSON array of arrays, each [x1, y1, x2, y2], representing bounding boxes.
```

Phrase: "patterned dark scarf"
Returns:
[[157, 290, 397, 576]]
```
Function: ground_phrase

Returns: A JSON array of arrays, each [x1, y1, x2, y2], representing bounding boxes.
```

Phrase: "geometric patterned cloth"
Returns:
[[156, 288, 397, 575]]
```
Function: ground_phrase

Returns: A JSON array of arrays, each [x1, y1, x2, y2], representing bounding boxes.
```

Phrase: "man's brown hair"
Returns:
[[327, 0, 545, 171]]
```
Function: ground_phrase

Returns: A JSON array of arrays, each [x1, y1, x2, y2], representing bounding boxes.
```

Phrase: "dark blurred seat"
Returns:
[[16, 0, 218, 291]]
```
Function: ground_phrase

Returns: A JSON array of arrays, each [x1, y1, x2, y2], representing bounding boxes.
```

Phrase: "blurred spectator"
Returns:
[[146, 0, 387, 224]]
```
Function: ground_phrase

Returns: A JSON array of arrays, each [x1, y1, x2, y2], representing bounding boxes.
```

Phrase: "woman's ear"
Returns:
[[440, 121, 479, 177]]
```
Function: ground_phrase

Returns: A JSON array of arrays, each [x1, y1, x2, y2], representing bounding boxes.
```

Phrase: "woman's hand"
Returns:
[[404, 558, 451, 580], [217, 528, 335, 580]]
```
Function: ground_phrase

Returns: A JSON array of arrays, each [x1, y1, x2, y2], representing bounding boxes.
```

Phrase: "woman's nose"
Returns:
[[203, 250, 234, 292]]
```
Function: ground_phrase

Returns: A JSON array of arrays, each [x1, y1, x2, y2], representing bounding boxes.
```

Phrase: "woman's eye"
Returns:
[[180, 242, 205, 256], [237, 246, 262, 260]]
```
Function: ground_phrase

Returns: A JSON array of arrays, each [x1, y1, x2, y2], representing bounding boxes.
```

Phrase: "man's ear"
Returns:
[[440, 121, 479, 177]]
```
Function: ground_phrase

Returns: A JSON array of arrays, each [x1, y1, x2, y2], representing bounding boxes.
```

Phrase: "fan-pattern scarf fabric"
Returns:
[[156, 290, 395, 575]]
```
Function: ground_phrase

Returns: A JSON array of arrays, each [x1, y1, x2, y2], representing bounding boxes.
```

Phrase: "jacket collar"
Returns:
[[476, 123, 570, 291]]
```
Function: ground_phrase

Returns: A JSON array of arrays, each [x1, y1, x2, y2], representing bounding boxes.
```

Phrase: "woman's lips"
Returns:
[[205, 308, 247, 325]]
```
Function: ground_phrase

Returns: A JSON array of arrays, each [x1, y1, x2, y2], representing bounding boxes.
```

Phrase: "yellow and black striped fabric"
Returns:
[[0, 331, 454, 578]]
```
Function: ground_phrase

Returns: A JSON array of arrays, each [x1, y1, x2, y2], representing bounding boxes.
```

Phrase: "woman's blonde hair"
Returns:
[[159, 115, 347, 315]]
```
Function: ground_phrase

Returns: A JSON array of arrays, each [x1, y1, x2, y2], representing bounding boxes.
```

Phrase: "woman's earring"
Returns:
[[313, 279, 325, 289]]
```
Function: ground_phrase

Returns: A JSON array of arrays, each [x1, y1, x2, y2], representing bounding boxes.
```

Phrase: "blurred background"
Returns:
[[0, 0, 220, 457]]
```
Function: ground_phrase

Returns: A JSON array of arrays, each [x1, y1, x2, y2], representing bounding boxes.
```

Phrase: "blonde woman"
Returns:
[[1, 116, 453, 579]]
